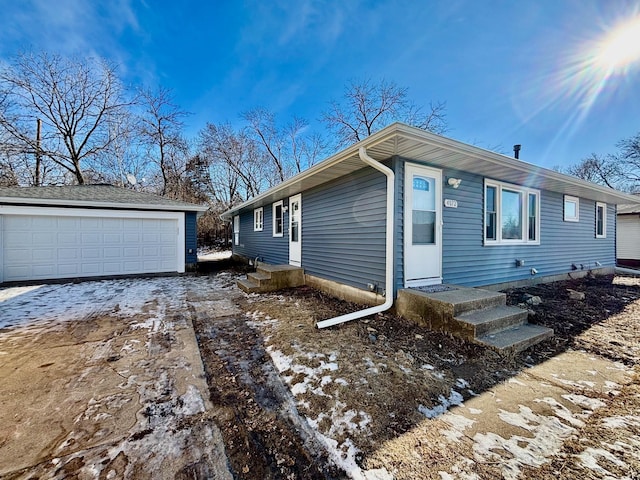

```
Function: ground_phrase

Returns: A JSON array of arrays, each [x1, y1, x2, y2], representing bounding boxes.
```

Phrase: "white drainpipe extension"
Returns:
[[316, 147, 395, 329]]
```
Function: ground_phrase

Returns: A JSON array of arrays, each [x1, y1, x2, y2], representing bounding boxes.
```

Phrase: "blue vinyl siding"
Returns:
[[233, 202, 289, 264], [393, 157, 405, 296], [441, 171, 616, 286], [234, 155, 617, 295], [185, 212, 197, 265], [397, 161, 617, 289], [303, 166, 388, 293]]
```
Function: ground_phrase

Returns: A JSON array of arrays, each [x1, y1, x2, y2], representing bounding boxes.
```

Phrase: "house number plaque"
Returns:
[[444, 199, 458, 208]]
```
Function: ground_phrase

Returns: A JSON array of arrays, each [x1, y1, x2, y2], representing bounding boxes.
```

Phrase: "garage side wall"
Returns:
[[617, 214, 640, 266], [302, 166, 387, 293], [185, 212, 197, 266]]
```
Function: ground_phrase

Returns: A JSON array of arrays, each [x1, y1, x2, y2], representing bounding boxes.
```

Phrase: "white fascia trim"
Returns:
[[0, 205, 186, 273], [222, 122, 640, 221], [0, 197, 207, 212], [391, 123, 640, 204]]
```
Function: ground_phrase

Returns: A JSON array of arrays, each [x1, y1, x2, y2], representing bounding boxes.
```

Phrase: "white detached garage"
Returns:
[[0, 185, 206, 284]]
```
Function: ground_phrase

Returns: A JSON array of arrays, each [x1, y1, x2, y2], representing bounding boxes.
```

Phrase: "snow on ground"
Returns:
[[197, 249, 232, 261], [0, 274, 237, 479], [0, 275, 235, 331], [248, 309, 392, 480]]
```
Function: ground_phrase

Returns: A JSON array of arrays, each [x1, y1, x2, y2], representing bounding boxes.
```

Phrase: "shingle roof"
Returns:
[[0, 185, 207, 212]]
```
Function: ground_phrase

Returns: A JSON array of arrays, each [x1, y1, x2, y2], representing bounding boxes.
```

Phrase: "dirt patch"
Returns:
[[196, 274, 640, 479], [192, 314, 345, 479], [505, 274, 640, 365]]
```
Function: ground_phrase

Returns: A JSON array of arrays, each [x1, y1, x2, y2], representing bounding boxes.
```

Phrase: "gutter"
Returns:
[[316, 147, 395, 328]]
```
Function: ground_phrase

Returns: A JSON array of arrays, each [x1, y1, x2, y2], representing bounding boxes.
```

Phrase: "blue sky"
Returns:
[[2, 0, 640, 169]]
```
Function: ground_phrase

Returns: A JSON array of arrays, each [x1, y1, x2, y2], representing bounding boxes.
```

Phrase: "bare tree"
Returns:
[[198, 122, 267, 203], [243, 108, 328, 181], [137, 87, 190, 196], [565, 154, 620, 189], [565, 132, 640, 193], [243, 108, 288, 182], [322, 78, 447, 147], [286, 116, 326, 173], [616, 132, 640, 192], [86, 110, 151, 188], [0, 52, 132, 184]]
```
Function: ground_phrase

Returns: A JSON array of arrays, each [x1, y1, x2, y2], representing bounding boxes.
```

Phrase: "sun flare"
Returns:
[[594, 16, 640, 72]]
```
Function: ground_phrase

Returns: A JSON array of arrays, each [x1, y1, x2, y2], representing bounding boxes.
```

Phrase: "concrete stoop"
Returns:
[[396, 286, 553, 353], [237, 264, 305, 293]]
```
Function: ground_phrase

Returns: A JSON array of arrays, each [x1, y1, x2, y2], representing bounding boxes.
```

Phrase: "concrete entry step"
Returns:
[[406, 286, 507, 316], [477, 323, 554, 353], [455, 305, 528, 338], [237, 264, 305, 294], [237, 278, 261, 293], [396, 285, 553, 352]]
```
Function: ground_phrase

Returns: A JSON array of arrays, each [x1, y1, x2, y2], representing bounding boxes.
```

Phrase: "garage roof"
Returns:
[[221, 122, 640, 220], [618, 203, 640, 215], [0, 185, 208, 212]]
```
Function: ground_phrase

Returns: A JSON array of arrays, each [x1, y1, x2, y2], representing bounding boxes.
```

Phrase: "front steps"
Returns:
[[396, 286, 553, 353], [237, 264, 305, 293]]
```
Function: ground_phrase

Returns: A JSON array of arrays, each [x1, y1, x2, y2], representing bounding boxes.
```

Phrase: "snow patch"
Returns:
[[418, 390, 464, 419]]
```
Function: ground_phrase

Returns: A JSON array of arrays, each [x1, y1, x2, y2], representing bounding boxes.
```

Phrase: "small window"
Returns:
[[564, 195, 579, 222], [272, 201, 283, 237], [233, 215, 240, 245], [253, 208, 263, 231], [485, 185, 497, 241], [596, 202, 607, 238], [528, 193, 537, 241]]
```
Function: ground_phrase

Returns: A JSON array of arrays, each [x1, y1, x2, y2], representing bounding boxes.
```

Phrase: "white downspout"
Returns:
[[316, 147, 395, 329]]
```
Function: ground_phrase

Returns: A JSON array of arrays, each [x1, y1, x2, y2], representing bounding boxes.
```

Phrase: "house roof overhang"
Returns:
[[221, 122, 640, 221]]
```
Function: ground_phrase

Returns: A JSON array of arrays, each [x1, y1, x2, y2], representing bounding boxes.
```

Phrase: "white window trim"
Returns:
[[272, 201, 284, 237], [253, 207, 263, 231], [233, 215, 240, 245], [595, 202, 607, 238], [564, 195, 580, 222], [484, 179, 540, 246]]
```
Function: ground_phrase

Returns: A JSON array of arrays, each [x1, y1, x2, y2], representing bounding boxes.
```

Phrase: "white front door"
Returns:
[[404, 164, 442, 287], [289, 194, 301, 266]]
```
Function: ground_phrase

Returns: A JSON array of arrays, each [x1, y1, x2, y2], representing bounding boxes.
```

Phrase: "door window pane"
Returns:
[[290, 201, 299, 242], [501, 189, 522, 240], [412, 175, 435, 245], [413, 211, 435, 244]]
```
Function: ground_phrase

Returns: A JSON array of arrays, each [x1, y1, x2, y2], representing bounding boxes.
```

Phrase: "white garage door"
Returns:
[[1, 211, 182, 283]]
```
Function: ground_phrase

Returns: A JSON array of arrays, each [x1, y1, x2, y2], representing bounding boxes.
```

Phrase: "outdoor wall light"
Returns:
[[447, 177, 462, 189], [282, 205, 288, 212]]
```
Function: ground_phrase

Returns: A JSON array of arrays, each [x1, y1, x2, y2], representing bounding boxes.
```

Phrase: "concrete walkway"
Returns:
[[367, 350, 638, 479]]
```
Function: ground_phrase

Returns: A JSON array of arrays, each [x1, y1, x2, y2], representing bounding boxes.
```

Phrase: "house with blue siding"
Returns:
[[222, 123, 639, 310]]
